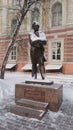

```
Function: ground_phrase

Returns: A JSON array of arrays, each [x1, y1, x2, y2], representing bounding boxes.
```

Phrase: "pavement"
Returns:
[[0, 72, 73, 130]]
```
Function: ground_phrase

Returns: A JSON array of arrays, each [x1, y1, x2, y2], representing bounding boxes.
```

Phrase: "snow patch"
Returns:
[[0, 79, 14, 101], [0, 72, 73, 104], [63, 87, 73, 102]]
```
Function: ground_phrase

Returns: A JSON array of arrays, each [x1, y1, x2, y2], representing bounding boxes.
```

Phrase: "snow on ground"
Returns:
[[0, 72, 73, 103]]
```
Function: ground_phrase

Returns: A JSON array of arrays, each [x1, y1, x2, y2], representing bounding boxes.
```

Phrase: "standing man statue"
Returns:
[[29, 21, 47, 79]]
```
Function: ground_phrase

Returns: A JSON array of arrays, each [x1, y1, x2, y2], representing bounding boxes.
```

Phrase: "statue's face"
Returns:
[[33, 25, 39, 31]]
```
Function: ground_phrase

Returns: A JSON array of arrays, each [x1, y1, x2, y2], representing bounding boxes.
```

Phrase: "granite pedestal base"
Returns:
[[15, 81, 63, 112]]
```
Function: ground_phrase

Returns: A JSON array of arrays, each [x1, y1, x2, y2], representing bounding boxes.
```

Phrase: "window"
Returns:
[[31, 8, 40, 27], [49, 39, 64, 64], [11, 19, 17, 34], [12, 0, 19, 6], [52, 42, 61, 60], [8, 46, 17, 61], [52, 2, 62, 27]]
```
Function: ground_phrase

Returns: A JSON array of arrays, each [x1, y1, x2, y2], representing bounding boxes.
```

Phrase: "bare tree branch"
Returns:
[[0, 0, 41, 79]]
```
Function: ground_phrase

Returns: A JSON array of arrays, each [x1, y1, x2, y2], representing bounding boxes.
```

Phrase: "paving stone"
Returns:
[[0, 127, 6, 130], [0, 74, 73, 130]]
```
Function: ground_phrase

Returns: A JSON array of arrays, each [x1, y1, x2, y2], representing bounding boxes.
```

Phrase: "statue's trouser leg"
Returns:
[[34, 64, 37, 79], [32, 64, 34, 77], [39, 62, 45, 80], [32, 64, 37, 79]]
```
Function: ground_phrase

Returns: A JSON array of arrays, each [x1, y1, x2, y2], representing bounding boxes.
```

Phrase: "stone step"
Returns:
[[16, 98, 49, 111], [10, 105, 46, 120]]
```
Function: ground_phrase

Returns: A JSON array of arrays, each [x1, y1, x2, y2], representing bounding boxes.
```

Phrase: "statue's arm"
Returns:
[[29, 34, 46, 46], [38, 40, 46, 45], [29, 34, 40, 45]]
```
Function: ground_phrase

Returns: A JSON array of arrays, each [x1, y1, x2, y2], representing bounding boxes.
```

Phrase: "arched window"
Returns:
[[8, 46, 17, 61], [31, 8, 40, 26], [11, 19, 17, 34], [52, 2, 62, 27]]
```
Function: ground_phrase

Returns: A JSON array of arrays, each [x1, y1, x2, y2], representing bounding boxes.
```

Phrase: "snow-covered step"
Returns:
[[16, 98, 49, 111], [10, 105, 46, 120]]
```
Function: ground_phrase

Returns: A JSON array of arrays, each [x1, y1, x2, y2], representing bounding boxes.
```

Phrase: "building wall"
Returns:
[[46, 27, 73, 74], [0, 0, 73, 74]]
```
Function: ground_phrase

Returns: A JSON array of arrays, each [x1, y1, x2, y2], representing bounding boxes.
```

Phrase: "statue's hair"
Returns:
[[32, 21, 39, 29]]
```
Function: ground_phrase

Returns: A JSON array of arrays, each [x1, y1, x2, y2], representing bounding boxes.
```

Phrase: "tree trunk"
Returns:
[[0, 7, 28, 79], [0, 0, 41, 79]]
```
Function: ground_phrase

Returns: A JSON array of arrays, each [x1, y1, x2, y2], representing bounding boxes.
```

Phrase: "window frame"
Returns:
[[52, 2, 62, 27], [30, 7, 40, 28], [8, 46, 17, 62], [49, 39, 64, 64], [11, 18, 17, 35]]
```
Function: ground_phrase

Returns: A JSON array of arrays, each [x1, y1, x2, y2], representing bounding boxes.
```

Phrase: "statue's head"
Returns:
[[32, 21, 39, 31]]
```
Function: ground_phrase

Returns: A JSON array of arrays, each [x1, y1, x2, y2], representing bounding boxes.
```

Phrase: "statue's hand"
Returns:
[[38, 40, 46, 45], [30, 40, 46, 47]]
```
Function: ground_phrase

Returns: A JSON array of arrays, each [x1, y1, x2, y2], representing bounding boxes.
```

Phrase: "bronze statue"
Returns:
[[29, 21, 47, 79]]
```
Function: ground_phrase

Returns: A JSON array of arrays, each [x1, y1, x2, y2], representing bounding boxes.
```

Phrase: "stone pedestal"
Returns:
[[15, 81, 63, 112]]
